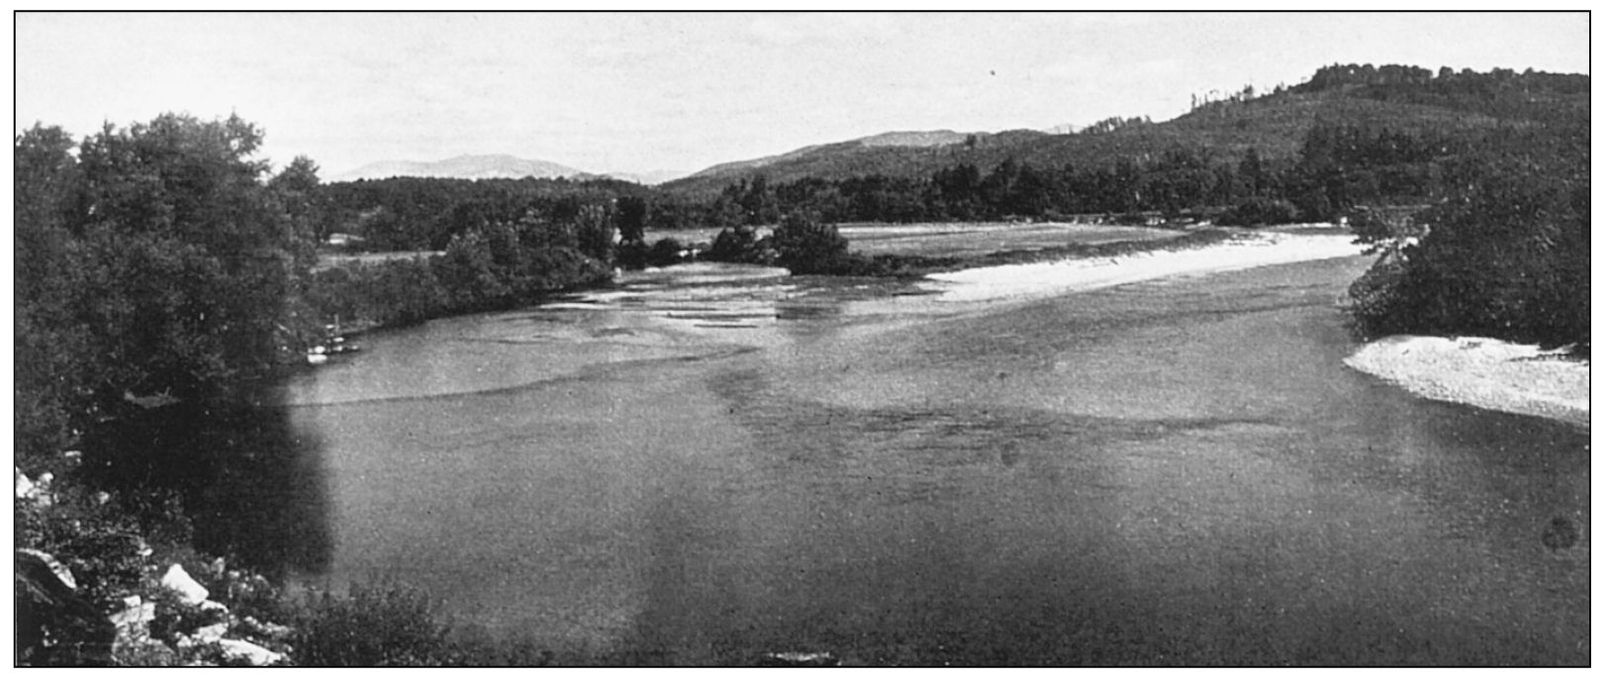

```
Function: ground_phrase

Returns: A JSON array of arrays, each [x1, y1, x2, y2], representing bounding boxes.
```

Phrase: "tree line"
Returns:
[[13, 115, 625, 473], [1346, 118, 1588, 350], [692, 121, 1470, 227]]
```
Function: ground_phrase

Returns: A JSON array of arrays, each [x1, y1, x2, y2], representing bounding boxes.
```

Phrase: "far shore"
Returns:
[[1345, 335, 1590, 428]]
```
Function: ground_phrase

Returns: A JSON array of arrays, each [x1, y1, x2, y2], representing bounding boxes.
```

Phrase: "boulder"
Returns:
[[15, 469, 54, 506], [16, 467, 35, 498], [110, 596, 156, 634], [216, 638, 286, 666], [16, 549, 115, 665], [194, 622, 230, 642], [160, 564, 210, 605]]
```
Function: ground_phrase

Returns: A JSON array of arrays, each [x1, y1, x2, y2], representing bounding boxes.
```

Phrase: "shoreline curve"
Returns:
[[1344, 335, 1589, 429]]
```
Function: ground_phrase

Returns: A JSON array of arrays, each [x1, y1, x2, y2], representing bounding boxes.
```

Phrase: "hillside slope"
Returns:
[[660, 79, 1545, 197]]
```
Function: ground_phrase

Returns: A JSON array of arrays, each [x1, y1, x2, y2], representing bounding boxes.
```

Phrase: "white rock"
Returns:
[[198, 600, 229, 614], [194, 622, 230, 642], [16, 468, 35, 499], [110, 597, 157, 633], [215, 638, 286, 666], [160, 564, 210, 605]]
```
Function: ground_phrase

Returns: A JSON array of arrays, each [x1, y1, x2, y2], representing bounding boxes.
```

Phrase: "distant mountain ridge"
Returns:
[[604, 169, 694, 185], [330, 154, 586, 182]]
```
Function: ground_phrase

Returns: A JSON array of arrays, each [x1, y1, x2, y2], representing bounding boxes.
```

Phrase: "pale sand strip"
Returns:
[[922, 232, 1365, 302], [1345, 335, 1590, 428]]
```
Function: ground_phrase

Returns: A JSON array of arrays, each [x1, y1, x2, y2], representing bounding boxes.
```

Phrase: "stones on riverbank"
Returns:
[[18, 476, 296, 666], [160, 564, 210, 605]]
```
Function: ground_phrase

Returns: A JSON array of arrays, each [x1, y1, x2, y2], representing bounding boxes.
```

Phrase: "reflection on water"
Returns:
[[263, 258, 1585, 665]]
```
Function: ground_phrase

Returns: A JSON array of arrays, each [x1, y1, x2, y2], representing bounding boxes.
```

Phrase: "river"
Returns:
[[266, 253, 1588, 665]]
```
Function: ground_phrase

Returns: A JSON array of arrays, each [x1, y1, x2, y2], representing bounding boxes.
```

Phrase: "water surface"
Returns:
[[275, 256, 1588, 665]]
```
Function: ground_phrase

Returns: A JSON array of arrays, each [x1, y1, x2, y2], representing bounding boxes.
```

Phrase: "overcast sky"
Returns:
[[14, 11, 1591, 178]]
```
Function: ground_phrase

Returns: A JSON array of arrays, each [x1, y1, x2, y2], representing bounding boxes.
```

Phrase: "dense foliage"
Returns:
[[288, 583, 551, 666], [1347, 123, 1589, 348], [318, 175, 691, 251], [14, 116, 320, 472]]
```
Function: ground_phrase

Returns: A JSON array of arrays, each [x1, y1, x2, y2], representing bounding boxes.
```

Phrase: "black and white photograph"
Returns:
[[12, 10, 1591, 666]]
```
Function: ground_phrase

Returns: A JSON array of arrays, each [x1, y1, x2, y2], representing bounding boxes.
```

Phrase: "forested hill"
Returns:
[[661, 64, 1588, 198]]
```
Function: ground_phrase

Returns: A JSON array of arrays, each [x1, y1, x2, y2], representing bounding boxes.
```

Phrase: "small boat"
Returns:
[[305, 317, 364, 365]]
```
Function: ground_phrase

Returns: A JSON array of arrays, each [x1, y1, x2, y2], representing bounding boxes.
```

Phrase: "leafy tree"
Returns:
[[705, 225, 763, 264], [1238, 148, 1266, 196], [617, 195, 649, 244], [14, 125, 91, 464], [647, 237, 685, 267], [571, 203, 616, 263], [769, 212, 850, 274], [435, 227, 513, 310], [15, 114, 310, 434]]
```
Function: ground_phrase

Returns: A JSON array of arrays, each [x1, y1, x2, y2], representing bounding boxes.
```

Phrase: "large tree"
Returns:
[[13, 114, 314, 465]]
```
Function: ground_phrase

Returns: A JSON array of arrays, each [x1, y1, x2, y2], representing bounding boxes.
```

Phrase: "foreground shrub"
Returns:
[[287, 582, 552, 666], [289, 583, 451, 666]]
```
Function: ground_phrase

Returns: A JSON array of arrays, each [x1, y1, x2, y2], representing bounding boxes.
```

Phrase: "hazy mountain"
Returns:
[[603, 169, 694, 185], [330, 154, 586, 182]]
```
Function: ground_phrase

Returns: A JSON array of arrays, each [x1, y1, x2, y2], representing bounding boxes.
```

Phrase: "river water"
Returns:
[[271, 255, 1588, 665]]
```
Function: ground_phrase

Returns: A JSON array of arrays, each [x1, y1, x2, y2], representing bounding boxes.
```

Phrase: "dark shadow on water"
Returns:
[[77, 386, 333, 581]]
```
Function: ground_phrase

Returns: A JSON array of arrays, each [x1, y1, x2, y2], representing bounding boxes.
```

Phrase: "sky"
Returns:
[[13, 11, 1592, 179]]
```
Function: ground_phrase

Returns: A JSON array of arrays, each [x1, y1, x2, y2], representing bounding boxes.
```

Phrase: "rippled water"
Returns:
[[273, 256, 1588, 665]]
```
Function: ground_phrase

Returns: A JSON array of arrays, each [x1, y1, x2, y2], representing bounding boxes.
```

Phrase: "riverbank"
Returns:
[[921, 231, 1364, 302], [1344, 336, 1590, 428]]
